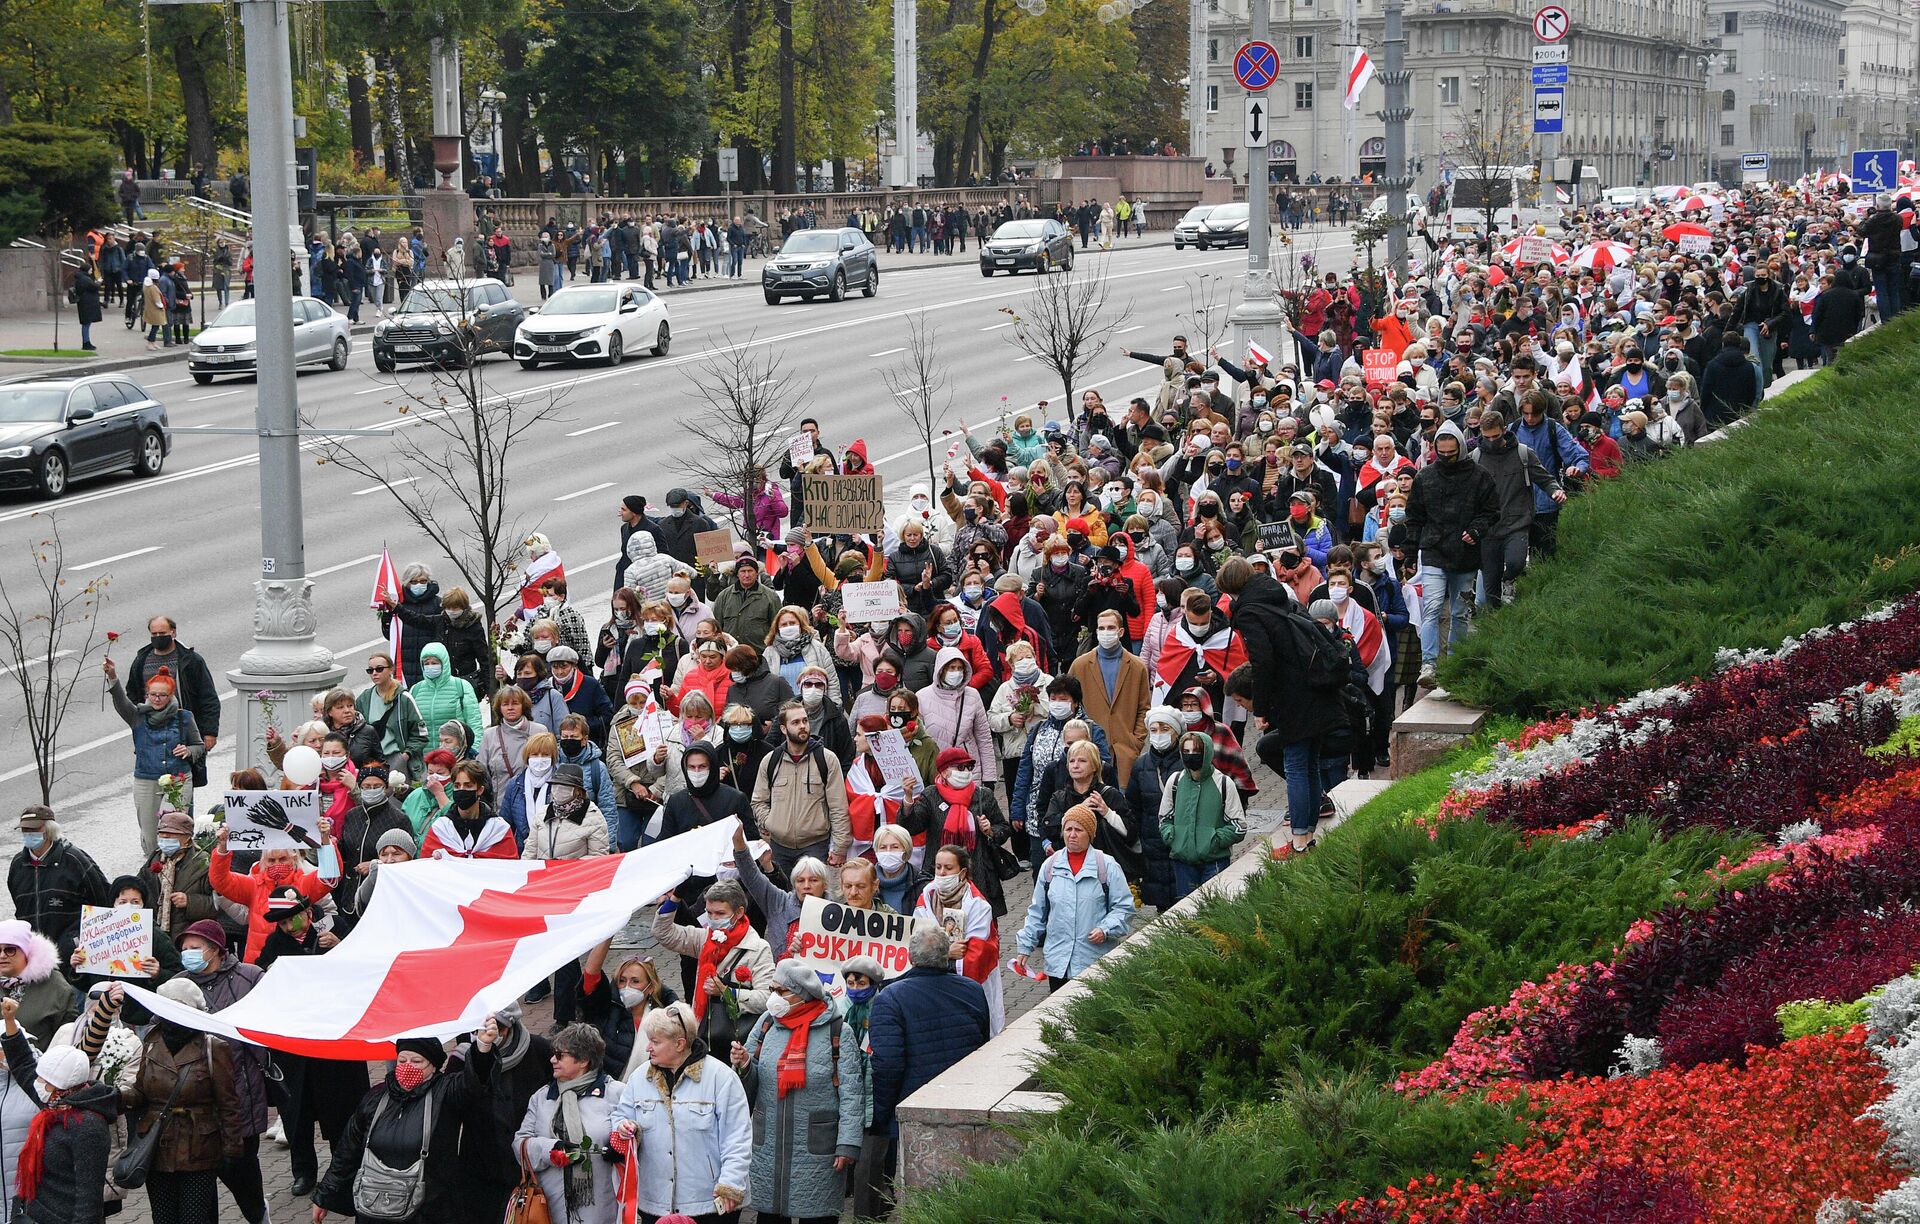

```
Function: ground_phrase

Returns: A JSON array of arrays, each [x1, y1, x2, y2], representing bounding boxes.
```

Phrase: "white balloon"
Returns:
[[282, 744, 322, 787]]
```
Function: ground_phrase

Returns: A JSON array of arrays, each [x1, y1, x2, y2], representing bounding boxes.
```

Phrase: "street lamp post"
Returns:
[[1378, 0, 1412, 278], [1223, 0, 1286, 368]]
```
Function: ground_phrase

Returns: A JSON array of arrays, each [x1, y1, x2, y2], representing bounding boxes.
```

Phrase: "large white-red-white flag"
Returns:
[[370, 548, 403, 667], [1344, 47, 1375, 111], [127, 820, 739, 1058]]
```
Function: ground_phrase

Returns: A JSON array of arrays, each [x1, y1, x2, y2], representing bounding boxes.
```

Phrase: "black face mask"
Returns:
[[451, 788, 481, 810], [1181, 751, 1206, 770], [1067, 533, 1089, 551], [1198, 504, 1219, 519], [151, 633, 175, 652], [1206, 462, 1224, 476], [560, 739, 584, 757], [888, 712, 908, 729]]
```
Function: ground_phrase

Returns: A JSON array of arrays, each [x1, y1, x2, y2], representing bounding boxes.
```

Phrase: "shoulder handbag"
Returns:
[[504, 1139, 552, 1224], [986, 835, 1024, 882], [352, 1085, 437, 1220], [112, 1041, 196, 1189]]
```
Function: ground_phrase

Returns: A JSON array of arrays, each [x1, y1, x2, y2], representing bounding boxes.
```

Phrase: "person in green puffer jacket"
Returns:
[[406, 642, 483, 750], [1157, 731, 1247, 903]]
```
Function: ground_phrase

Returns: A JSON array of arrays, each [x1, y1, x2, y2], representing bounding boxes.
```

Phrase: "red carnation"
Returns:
[[732, 965, 753, 985]]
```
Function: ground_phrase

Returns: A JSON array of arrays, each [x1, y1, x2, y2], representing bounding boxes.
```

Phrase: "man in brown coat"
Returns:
[[1068, 608, 1152, 779]]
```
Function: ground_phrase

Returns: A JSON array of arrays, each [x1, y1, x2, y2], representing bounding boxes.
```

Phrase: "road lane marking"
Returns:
[[68, 546, 161, 570], [555, 481, 615, 502], [352, 476, 417, 496], [309, 552, 381, 576], [869, 348, 905, 357], [566, 421, 620, 437], [190, 390, 246, 401]]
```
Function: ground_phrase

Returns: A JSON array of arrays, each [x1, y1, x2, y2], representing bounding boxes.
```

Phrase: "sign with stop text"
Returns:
[[787, 895, 939, 981], [1362, 347, 1398, 388]]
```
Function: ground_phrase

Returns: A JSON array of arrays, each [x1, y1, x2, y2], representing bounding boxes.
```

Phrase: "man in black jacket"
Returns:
[[1218, 560, 1341, 854], [1810, 273, 1867, 362], [1858, 198, 1907, 317], [125, 615, 220, 785], [8, 806, 110, 961], [1727, 265, 1793, 388], [1402, 421, 1499, 686], [1699, 332, 1760, 427], [653, 487, 718, 580]]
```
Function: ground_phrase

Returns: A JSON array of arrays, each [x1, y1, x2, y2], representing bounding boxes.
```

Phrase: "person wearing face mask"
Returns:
[[578, 953, 679, 1080], [500, 732, 564, 848], [8, 803, 109, 974], [1402, 420, 1500, 682], [792, 663, 853, 767], [1030, 539, 1090, 662], [1067, 607, 1153, 784], [1015, 803, 1136, 990], [924, 605, 993, 692], [593, 589, 648, 704], [0, 921, 74, 1052], [766, 606, 841, 705], [419, 760, 520, 861], [121, 615, 221, 789], [1123, 706, 1187, 910], [986, 640, 1052, 813], [406, 642, 483, 756], [721, 643, 797, 736], [326, 755, 411, 935], [506, 655, 573, 744], [103, 664, 206, 859], [207, 825, 331, 964], [1727, 261, 1794, 389], [870, 612, 932, 694], [1468, 410, 1564, 612], [902, 747, 1011, 920], [662, 573, 713, 653], [652, 488, 721, 586], [1, 1018, 113, 1224], [136, 808, 217, 945], [1011, 678, 1115, 871], [351, 828, 418, 915], [374, 562, 447, 686], [313, 1035, 483, 1224], [544, 645, 616, 747]]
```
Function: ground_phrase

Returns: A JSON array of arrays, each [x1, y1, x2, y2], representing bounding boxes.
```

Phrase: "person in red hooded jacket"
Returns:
[[208, 824, 333, 963], [841, 438, 872, 476], [1112, 532, 1156, 650], [977, 584, 1054, 677]]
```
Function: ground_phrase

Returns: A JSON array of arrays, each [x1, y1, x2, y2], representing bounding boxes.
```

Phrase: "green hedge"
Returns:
[[1439, 310, 1920, 715]]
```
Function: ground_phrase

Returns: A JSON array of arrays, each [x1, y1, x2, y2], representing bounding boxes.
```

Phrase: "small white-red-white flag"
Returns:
[[370, 549, 404, 670], [1344, 47, 1375, 111], [1247, 337, 1275, 367]]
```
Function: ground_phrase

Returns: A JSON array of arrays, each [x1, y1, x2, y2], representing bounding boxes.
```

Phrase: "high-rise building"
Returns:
[[1705, 0, 1846, 182], [1199, 0, 1714, 192], [1835, 0, 1915, 168]]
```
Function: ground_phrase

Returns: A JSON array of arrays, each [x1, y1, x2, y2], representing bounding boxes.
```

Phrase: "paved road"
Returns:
[[0, 232, 1361, 873]]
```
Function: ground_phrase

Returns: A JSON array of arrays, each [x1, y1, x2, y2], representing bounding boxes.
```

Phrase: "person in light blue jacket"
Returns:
[[1013, 804, 1135, 989], [610, 1001, 753, 1220]]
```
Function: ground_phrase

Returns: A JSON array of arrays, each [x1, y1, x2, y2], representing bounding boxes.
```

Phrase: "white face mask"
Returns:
[[667, 592, 689, 608], [764, 994, 792, 1019], [942, 668, 967, 689], [877, 850, 906, 873], [1096, 629, 1122, 650], [946, 768, 974, 787], [319, 755, 347, 772], [1047, 699, 1073, 719], [618, 986, 649, 1009], [684, 768, 710, 788], [527, 757, 553, 779], [729, 670, 747, 684], [533, 639, 554, 654], [778, 624, 802, 642], [642, 621, 665, 636], [1149, 730, 1175, 751], [1175, 556, 1196, 574], [933, 873, 965, 899], [1180, 709, 1202, 727], [1329, 583, 1350, 602], [800, 684, 825, 708]]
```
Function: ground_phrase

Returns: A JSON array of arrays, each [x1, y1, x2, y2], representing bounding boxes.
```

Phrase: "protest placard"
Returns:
[[1362, 348, 1397, 388], [866, 729, 920, 788], [788, 432, 815, 471], [787, 895, 939, 981], [77, 905, 153, 978], [1516, 234, 1558, 267], [801, 473, 886, 534], [221, 789, 323, 851], [841, 580, 904, 625], [694, 529, 738, 569], [1257, 520, 1296, 551]]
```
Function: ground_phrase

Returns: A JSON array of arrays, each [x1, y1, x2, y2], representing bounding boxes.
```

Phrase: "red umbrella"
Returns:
[[1661, 221, 1713, 242]]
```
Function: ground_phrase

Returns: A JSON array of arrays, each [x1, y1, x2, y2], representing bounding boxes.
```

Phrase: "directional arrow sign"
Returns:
[[1533, 4, 1569, 41], [1244, 96, 1268, 148]]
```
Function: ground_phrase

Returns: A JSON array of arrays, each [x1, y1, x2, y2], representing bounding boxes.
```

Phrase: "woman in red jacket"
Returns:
[[925, 604, 994, 691], [208, 825, 333, 963]]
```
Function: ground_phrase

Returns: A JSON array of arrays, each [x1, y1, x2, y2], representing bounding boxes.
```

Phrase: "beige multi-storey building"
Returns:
[[1199, 0, 1715, 193], [1702, 0, 1847, 182]]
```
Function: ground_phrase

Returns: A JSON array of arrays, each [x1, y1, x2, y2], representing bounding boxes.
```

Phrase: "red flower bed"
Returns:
[[1309, 1164, 1709, 1224], [1490, 1030, 1901, 1224]]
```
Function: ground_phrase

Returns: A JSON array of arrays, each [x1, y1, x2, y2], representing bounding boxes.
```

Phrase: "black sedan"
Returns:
[[979, 219, 1075, 276], [0, 376, 171, 499]]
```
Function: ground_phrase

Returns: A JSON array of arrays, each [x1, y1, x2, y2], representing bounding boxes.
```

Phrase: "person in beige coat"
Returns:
[[520, 762, 611, 861], [1067, 608, 1153, 780], [141, 269, 167, 349]]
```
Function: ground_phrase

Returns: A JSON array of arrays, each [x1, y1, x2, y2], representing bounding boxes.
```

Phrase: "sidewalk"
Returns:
[[0, 230, 1185, 381]]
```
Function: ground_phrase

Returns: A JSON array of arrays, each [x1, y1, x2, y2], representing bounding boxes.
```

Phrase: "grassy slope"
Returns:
[[1440, 311, 1920, 715]]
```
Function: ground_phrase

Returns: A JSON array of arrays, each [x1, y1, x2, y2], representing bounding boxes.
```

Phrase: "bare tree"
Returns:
[[0, 522, 112, 804], [1179, 271, 1236, 358], [879, 313, 953, 495], [308, 279, 568, 635], [676, 336, 814, 547], [1443, 87, 1535, 240], [1001, 262, 1134, 407]]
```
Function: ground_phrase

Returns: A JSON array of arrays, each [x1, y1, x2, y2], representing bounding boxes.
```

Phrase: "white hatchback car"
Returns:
[[513, 283, 671, 369], [187, 296, 351, 384]]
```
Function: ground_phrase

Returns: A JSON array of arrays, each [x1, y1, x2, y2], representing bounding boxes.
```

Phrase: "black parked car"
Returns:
[[0, 376, 170, 499], [762, 227, 879, 304], [979, 218, 1075, 275], [372, 278, 527, 372]]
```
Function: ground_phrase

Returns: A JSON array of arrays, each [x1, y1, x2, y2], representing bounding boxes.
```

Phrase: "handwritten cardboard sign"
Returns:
[[694, 529, 738, 569], [787, 895, 938, 981], [866, 728, 921, 789], [841, 580, 904, 625], [77, 905, 153, 978], [801, 473, 885, 534], [221, 789, 323, 852]]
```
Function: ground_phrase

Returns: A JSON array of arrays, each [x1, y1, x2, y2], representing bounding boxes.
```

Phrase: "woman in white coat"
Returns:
[[513, 1024, 622, 1224], [610, 1002, 752, 1220]]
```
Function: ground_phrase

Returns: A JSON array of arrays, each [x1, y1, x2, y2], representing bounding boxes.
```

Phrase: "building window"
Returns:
[[1838, 47, 1846, 65], [1207, 37, 1219, 62], [1722, 11, 1738, 33], [1295, 82, 1314, 109], [1294, 34, 1314, 57], [1721, 88, 1736, 111], [1720, 123, 1734, 145], [1439, 75, 1461, 105], [1441, 27, 1461, 52], [1722, 51, 1737, 73], [1207, 85, 1219, 112]]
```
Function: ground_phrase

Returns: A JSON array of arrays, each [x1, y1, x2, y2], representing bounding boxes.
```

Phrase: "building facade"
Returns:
[[1836, 0, 1916, 167], [1199, 0, 1713, 194], [1704, 0, 1846, 182]]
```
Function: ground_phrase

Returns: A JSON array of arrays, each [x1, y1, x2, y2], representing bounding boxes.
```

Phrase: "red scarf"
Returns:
[[774, 999, 828, 1097], [693, 920, 748, 1022], [18, 1107, 80, 1202], [936, 778, 979, 849]]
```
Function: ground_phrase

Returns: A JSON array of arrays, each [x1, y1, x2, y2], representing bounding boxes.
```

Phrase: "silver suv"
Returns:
[[762, 227, 879, 304]]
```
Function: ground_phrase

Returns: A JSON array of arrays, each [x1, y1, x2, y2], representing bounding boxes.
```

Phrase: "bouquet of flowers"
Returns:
[[1009, 684, 1042, 720], [95, 1024, 144, 1091], [156, 773, 189, 812]]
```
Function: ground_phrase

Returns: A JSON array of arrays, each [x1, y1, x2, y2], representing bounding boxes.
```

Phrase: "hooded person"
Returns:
[[1124, 706, 1185, 911], [1402, 418, 1500, 676], [0, 922, 74, 1051], [407, 642, 483, 750], [1172, 686, 1256, 800], [1157, 731, 1249, 901], [621, 528, 677, 602], [915, 647, 998, 786], [884, 614, 938, 693], [657, 742, 756, 912], [3, 1033, 113, 1224], [976, 587, 1053, 678]]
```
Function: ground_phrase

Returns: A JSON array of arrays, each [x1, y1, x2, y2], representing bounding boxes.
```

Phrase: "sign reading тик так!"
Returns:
[[787, 895, 939, 980], [801, 473, 886, 534]]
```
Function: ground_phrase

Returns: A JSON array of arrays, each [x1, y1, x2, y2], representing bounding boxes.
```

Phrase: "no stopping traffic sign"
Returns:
[[1234, 41, 1279, 92]]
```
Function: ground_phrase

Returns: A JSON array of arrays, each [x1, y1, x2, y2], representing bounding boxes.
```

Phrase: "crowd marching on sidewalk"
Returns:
[[7, 173, 1911, 1224]]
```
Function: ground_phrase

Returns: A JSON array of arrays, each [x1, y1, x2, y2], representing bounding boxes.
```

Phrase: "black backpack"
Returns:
[[1286, 609, 1348, 693]]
